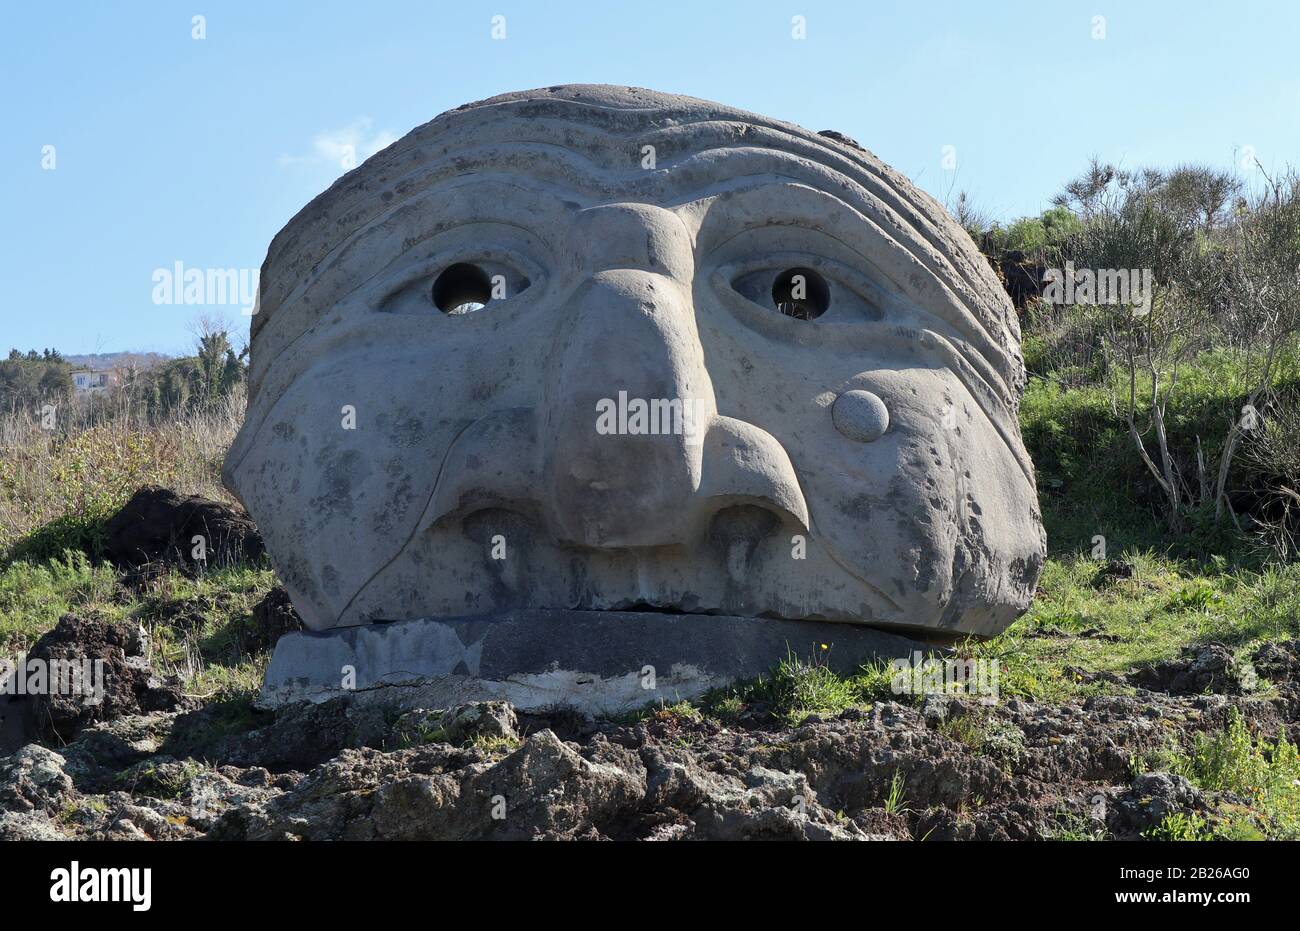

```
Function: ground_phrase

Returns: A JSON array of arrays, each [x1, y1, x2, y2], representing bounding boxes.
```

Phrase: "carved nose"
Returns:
[[543, 203, 808, 549], [544, 263, 713, 547]]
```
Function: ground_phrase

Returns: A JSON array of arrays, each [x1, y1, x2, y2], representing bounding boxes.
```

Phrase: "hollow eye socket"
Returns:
[[771, 267, 830, 320], [433, 263, 493, 315]]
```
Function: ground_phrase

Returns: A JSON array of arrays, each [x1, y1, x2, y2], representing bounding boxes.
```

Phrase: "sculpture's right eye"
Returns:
[[378, 259, 531, 316], [770, 267, 830, 320]]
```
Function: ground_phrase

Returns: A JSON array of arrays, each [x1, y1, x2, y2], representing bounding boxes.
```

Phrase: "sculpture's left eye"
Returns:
[[433, 263, 492, 314], [725, 258, 883, 326], [378, 260, 531, 315]]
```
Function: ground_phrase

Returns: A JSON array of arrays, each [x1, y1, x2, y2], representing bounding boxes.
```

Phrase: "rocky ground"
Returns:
[[3, 610, 1298, 840]]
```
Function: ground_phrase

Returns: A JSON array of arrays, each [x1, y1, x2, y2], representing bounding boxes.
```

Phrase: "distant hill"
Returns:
[[64, 352, 169, 371]]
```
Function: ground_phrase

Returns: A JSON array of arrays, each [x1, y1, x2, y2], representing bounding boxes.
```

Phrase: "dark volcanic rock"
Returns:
[[24, 615, 188, 742], [242, 586, 304, 653], [104, 485, 263, 571], [438, 701, 519, 744], [1114, 771, 1208, 832], [9, 637, 1300, 842], [166, 697, 389, 772], [1128, 643, 1250, 695], [1252, 640, 1300, 686]]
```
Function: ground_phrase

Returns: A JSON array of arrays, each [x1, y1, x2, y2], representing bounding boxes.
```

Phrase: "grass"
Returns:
[[115, 757, 211, 799], [981, 553, 1300, 704], [0, 548, 276, 705], [690, 545, 1300, 723], [937, 712, 1027, 769], [703, 651, 899, 727], [0, 388, 242, 563], [468, 734, 523, 755], [1045, 810, 1111, 841], [882, 772, 909, 815], [0, 551, 123, 653], [1140, 710, 1300, 840]]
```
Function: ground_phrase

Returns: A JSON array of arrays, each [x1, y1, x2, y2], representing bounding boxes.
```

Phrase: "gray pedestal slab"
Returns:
[[259, 609, 938, 716]]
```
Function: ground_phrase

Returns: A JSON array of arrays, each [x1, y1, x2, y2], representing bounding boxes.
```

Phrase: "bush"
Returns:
[[1160, 710, 1300, 840], [0, 388, 243, 563]]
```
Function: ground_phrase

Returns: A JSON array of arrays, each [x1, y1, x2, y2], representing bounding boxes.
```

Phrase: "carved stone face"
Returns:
[[225, 85, 1044, 638]]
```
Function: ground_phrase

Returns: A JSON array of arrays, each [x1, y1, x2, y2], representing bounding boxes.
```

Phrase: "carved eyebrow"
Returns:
[[681, 177, 882, 250]]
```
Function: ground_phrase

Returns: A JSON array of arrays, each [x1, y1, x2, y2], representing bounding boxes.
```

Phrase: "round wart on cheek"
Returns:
[[832, 389, 889, 442]]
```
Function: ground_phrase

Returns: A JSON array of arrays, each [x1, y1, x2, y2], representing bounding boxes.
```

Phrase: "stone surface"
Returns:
[[259, 608, 936, 714], [218, 85, 1045, 717], [831, 389, 890, 443], [435, 701, 519, 744], [1128, 643, 1254, 695], [1115, 772, 1208, 831]]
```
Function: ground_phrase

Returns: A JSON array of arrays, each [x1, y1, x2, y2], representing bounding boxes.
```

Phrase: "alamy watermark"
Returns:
[[891, 651, 999, 703], [595, 391, 708, 445], [1042, 261, 1153, 316], [50, 861, 151, 911], [151, 261, 259, 315], [1, 654, 105, 702]]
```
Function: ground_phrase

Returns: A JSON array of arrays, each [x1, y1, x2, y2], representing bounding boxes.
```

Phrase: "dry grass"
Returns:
[[0, 387, 244, 559]]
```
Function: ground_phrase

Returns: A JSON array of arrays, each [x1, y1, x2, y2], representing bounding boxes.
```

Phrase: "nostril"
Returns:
[[707, 504, 780, 583], [461, 507, 535, 546], [832, 389, 889, 442], [709, 504, 780, 542]]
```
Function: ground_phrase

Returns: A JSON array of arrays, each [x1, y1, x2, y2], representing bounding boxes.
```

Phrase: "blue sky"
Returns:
[[4, 0, 1298, 356]]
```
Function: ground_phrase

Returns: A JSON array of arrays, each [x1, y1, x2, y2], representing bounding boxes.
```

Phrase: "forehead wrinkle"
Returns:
[[664, 174, 877, 240], [637, 121, 1011, 330]]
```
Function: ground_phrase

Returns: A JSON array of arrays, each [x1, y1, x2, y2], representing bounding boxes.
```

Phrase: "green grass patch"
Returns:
[[1139, 710, 1300, 840], [702, 652, 900, 727], [981, 554, 1300, 702], [0, 550, 277, 710], [0, 551, 125, 652]]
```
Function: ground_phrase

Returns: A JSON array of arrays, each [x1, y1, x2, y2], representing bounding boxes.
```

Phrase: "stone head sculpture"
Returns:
[[225, 85, 1044, 647]]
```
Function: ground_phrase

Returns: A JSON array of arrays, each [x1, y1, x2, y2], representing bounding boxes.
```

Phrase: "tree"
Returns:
[[1057, 164, 1203, 528], [1199, 170, 1300, 525], [1059, 162, 1300, 532], [38, 362, 71, 402]]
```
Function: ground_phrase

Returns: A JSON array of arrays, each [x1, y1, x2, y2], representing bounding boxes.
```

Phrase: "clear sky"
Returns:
[[4, 0, 1298, 356]]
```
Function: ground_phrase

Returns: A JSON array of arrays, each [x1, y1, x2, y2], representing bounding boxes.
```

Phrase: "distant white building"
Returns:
[[70, 369, 119, 394]]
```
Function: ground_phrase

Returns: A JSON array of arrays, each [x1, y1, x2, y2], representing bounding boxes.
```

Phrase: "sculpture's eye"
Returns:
[[731, 266, 831, 321], [433, 263, 492, 314], [378, 259, 531, 316], [771, 267, 830, 320]]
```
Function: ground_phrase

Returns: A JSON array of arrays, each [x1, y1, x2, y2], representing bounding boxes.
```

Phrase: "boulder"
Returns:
[[24, 615, 187, 742], [437, 701, 519, 744], [104, 484, 262, 571], [242, 586, 304, 654]]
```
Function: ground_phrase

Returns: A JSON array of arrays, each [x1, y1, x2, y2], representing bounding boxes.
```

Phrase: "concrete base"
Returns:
[[259, 609, 938, 716]]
